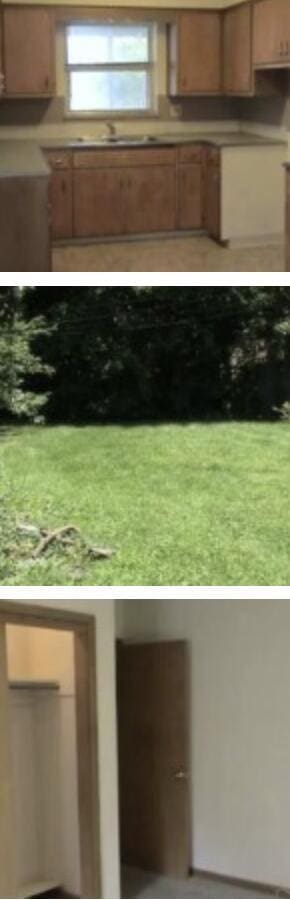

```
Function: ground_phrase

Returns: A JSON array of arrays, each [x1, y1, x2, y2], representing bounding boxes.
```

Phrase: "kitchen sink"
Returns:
[[100, 134, 160, 145]]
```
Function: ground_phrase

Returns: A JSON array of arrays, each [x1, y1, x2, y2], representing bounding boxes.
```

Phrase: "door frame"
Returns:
[[0, 600, 101, 899]]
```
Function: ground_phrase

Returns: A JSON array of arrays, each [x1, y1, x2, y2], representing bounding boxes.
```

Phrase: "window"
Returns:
[[66, 23, 155, 115]]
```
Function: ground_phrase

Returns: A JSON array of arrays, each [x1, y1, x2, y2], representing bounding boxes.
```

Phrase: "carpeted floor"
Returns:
[[53, 235, 284, 272], [121, 867, 283, 899]]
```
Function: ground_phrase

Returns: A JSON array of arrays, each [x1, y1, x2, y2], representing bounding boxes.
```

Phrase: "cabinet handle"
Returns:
[[62, 179, 66, 194]]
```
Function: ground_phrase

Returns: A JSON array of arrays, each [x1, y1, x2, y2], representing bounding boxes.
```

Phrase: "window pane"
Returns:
[[67, 24, 150, 65], [69, 69, 149, 111]]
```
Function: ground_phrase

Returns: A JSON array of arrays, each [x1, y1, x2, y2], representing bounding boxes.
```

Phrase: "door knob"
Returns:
[[174, 769, 188, 780]]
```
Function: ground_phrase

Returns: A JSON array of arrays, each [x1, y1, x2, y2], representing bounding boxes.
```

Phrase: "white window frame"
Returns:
[[64, 20, 157, 118]]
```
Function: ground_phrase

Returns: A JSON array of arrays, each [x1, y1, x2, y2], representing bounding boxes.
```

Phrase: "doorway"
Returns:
[[0, 601, 101, 900], [117, 640, 192, 886]]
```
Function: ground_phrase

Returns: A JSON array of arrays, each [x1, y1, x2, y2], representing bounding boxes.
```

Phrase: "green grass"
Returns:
[[0, 422, 290, 585]]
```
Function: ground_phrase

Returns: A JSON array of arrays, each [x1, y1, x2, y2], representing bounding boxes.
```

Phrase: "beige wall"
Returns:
[[5, 599, 120, 900], [117, 598, 290, 892], [1, 0, 248, 7]]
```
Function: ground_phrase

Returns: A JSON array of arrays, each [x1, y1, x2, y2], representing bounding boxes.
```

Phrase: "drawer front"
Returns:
[[73, 146, 176, 169], [178, 144, 204, 165], [45, 150, 72, 170]]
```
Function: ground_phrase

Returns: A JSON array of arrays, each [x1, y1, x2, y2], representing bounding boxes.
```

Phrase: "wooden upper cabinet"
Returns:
[[254, 0, 290, 66], [3, 8, 55, 96], [223, 2, 253, 94], [169, 11, 222, 95]]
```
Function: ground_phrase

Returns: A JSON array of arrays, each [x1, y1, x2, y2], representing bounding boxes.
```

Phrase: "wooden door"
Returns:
[[49, 171, 73, 241], [125, 166, 176, 234], [3, 8, 55, 95], [204, 149, 221, 241], [254, 0, 290, 66], [177, 165, 203, 230], [0, 626, 17, 899], [117, 641, 191, 878], [73, 168, 124, 238], [176, 12, 222, 94], [223, 3, 253, 94]]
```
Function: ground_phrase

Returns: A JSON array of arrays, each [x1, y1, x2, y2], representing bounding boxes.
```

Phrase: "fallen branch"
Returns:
[[32, 525, 81, 559], [16, 521, 116, 562]]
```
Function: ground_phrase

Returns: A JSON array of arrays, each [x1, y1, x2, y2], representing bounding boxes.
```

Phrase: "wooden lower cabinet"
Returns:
[[49, 170, 73, 240], [46, 143, 223, 244], [285, 168, 290, 271], [73, 164, 176, 238], [125, 166, 176, 234], [0, 174, 50, 272], [177, 164, 203, 230], [73, 169, 124, 238], [204, 149, 221, 241]]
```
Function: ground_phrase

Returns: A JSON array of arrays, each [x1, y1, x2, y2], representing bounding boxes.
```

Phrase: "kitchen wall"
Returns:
[[117, 598, 290, 892], [0, 19, 237, 137], [0, 0, 249, 9], [5, 599, 120, 900]]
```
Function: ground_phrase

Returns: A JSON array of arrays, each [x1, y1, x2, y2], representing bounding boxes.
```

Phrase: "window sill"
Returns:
[[63, 110, 160, 120]]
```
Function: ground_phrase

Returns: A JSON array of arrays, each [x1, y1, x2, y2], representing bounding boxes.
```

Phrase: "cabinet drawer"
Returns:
[[45, 150, 72, 170], [73, 146, 176, 169], [178, 144, 204, 165]]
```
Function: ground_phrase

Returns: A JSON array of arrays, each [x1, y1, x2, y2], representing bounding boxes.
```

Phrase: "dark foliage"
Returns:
[[6, 286, 290, 422]]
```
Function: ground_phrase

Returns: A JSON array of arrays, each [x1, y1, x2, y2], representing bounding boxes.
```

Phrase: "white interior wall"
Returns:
[[117, 598, 290, 892], [6, 599, 120, 900]]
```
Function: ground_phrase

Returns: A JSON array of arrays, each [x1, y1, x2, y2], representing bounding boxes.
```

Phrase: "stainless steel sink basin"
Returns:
[[100, 134, 159, 145]]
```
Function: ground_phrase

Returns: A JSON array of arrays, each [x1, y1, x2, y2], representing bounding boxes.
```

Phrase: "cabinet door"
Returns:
[[0, 176, 51, 272], [204, 151, 221, 241], [177, 165, 203, 230], [223, 3, 253, 94], [125, 166, 176, 234], [286, 170, 290, 271], [254, 0, 290, 66], [49, 171, 73, 241], [73, 169, 124, 238], [3, 8, 55, 95], [171, 12, 221, 95]]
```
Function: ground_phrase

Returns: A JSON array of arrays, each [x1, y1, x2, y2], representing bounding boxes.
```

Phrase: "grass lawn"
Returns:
[[0, 422, 289, 586]]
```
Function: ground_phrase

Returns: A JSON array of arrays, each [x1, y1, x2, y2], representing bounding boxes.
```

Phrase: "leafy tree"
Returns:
[[0, 287, 53, 421], [21, 286, 290, 422]]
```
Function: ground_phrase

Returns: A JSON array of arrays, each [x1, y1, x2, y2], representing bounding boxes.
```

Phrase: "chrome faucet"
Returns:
[[105, 121, 117, 140]]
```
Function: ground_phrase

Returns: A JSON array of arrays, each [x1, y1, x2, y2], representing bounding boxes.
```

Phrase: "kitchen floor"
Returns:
[[121, 867, 282, 899], [53, 235, 283, 272]]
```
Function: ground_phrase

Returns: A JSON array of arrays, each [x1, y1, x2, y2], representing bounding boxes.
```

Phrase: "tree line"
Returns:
[[1, 285, 290, 423]]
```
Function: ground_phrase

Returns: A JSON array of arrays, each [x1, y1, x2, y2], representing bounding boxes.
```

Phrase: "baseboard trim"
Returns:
[[193, 868, 290, 898]]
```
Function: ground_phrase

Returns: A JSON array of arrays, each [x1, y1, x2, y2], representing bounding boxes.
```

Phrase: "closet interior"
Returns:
[[6, 625, 81, 899]]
